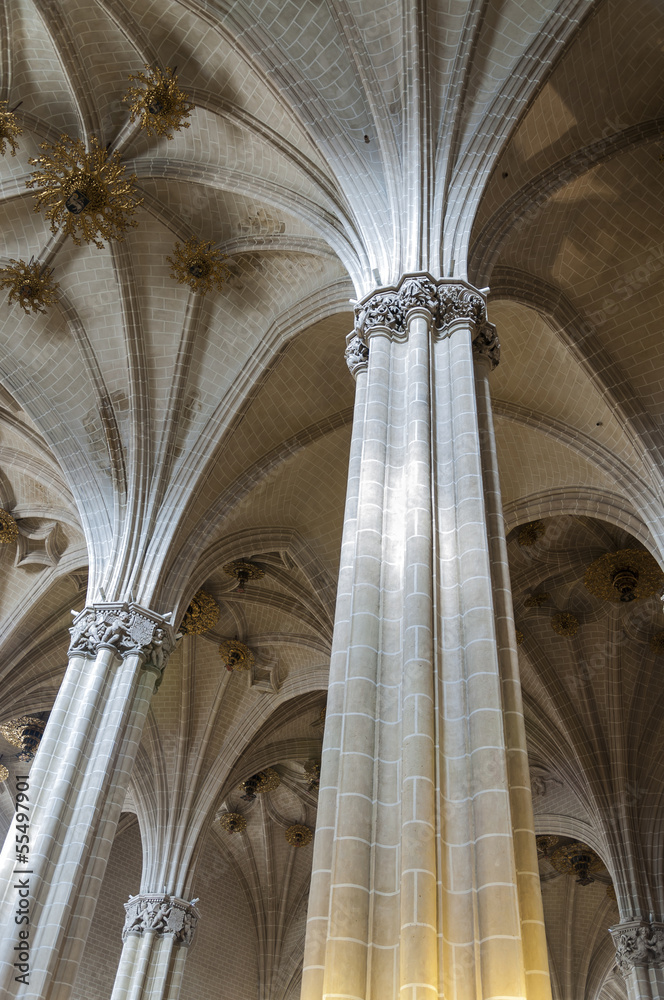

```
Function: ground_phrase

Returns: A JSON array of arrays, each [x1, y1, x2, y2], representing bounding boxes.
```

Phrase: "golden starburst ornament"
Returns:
[[0, 102, 23, 156], [285, 824, 313, 848], [551, 612, 579, 638], [239, 768, 281, 801], [584, 548, 664, 604], [27, 134, 142, 249], [0, 259, 60, 314], [167, 237, 231, 294], [179, 590, 220, 634], [548, 841, 604, 885], [219, 638, 254, 672], [219, 812, 246, 834], [124, 65, 194, 139], [649, 632, 664, 655], [0, 509, 19, 543], [518, 520, 546, 547]]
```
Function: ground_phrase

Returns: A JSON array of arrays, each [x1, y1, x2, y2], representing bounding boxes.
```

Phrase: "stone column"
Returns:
[[0, 603, 178, 999], [610, 921, 664, 1000], [301, 275, 552, 1000], [474, 332, 552, 1000], [110, 893, 200, 1000]]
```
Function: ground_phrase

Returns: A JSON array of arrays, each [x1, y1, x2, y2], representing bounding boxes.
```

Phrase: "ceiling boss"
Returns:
[[123, 64, 195, 139], [0, 65, 228, 314], [26, 134, 143, 250]]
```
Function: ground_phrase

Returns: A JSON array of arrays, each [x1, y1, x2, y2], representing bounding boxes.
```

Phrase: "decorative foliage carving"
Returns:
[[0, 259, 60, 314], [0, 102, 23, 156], [355, 290, 404, 337], [514, 628, 524, 645], [68, 603, 177, 679], [167, 237, 231, 294], [347, 277, 492, 378], [123, 65, 194, 138], [398, 276, 438, 316], [551, 612, 579, 638], [285, 823, 313, 847], [123, 893, 199, 946], [27, 134, 142, 249], [610, 921, 664, 977], [219, 812, 246, 833], [0, 764, 8, 782], [0, 509, 19, 543], [180, 590, 220, 634], [438, 285, 485, 329], [584, 549, 664, 604]]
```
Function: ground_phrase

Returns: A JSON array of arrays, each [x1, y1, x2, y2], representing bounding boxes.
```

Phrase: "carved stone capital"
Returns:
[[123, 893, 200, 947], [68, 602, 179, 680], [472, 322, 501, 370], [438, 284, 485, 330], [610, 920, 664, 977], [347, 276, 492, 377]]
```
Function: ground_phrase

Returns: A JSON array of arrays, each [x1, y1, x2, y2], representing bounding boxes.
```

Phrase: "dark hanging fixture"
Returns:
[[0, 716, 47, 761], [223, 560, 265, 594], [239, 768, 280, 802], [548, 840, 604, 886], [584, 549, 664, 604]]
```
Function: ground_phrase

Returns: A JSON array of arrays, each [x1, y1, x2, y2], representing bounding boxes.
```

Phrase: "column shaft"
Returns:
[[0, 604, 175, 1000], [474, 356, 551, 1000], [301, 275, 551, 1000]]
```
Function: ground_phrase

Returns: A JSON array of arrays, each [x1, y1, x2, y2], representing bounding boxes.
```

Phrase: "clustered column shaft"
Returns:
[[301, 274, 551, 1000], [0, 603, 177, 1000]]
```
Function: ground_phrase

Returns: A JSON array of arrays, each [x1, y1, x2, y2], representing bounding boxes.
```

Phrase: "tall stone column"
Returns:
[[610, 921, 664, 1000], [301, 274, 552, 1000], [473, 335, 551, 1000], [110, 893, 200, 1000], [0, 603, 178, 1000]]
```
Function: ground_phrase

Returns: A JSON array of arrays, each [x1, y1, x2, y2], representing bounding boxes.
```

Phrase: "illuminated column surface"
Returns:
[[0, 604, 178, 1000], [301, 275, 552, 1000]]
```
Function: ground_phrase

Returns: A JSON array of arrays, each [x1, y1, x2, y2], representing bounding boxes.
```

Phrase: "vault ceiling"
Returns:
[[0, 2, 663, 997]]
